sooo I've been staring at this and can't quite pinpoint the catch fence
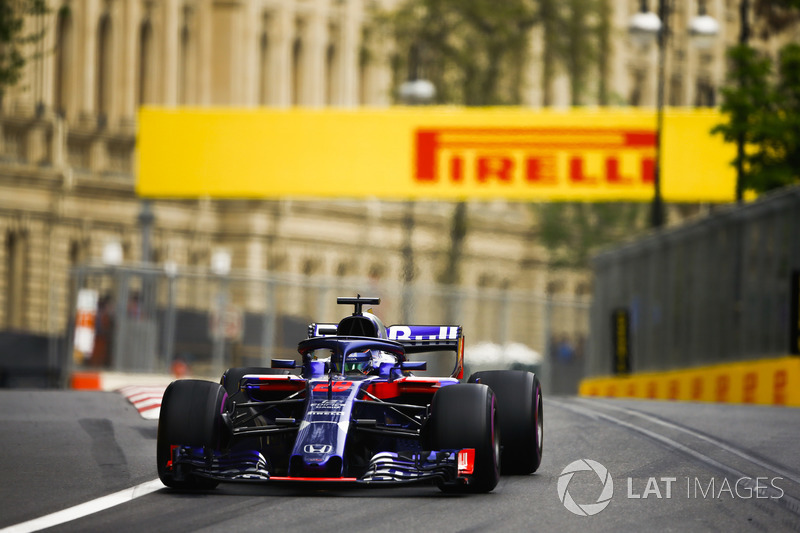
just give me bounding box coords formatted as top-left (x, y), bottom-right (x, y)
top-left (68, 266), bottom-right (590, 394)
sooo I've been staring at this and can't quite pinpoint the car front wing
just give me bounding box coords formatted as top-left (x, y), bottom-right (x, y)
top-left (166, 447), bottom-right (475, 487)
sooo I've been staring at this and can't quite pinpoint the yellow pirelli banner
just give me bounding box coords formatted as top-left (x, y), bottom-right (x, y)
top-left (579, 357), bottom-right (800, 407)
top-left (137, 107), bottom-right (736, 201)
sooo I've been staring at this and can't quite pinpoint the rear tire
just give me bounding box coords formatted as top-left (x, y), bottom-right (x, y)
top-left (430, 384), bottom-right (500, 493)
top-left (220, 366), bottom-right (289, 397)
top-left (468, 370), bottom-right (543, 474)
top-left (157, 380), bottom-right (228, 489)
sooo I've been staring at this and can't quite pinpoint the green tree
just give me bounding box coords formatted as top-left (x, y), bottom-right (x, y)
top-left (535, 202), bottom-right (649, 268)
top-left (382, 0), bottom-right (538, 106)
top-left (379, 0), bottom-right (607, 285)
top-left (438, 202), bottom-right (466, 285)
top-left (713, 0), bottom-right (800, 195)
top-left (543, 0), bottom-right (602, 106)
top-left (0, 0), bottom-right (48, 100)
top-left (753, 0), bottom-right (800, 38)
top-left (713, 43), bottom-right (800, 194)
top-left (380, 0), bottom-right (604, 107)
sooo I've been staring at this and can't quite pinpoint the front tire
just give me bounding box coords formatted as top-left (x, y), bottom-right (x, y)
top-left (430, 383), bottom-right (500, 493)
top-left (157, 379), bottom-right (228, 489)
top-left (468, 370), bottom-right (543, 474)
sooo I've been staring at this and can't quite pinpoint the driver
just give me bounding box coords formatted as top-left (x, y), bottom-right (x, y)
top-left (334, 349), bottom-right (395, 375)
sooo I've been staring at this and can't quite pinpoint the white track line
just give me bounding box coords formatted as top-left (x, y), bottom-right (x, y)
top-left (575, 397), bottom-right (800, 486)
top-left (550, 399), bottom-right (800, 517)
top-left (0, 479), bottom-right (164, 533)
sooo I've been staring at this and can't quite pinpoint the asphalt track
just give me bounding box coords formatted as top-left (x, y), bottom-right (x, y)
top-left (1, 390), bottom-right (800, 532)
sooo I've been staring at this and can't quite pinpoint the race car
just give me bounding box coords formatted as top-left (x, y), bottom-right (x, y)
top-left (156, 296), bottom-right (543, 493)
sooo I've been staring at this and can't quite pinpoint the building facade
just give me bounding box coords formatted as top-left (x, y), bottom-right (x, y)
top-left (2, 0), bottom-right (577, 343)
top-left (528, 0), bottom-right (800, 108)
top-left (0, 0), bottom-right (794, 356)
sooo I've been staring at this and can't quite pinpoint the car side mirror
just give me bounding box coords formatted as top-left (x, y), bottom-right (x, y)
top-left (271, 359), bottom-right (297, 369)
top-left (400, 361), bottom-right (426, 371)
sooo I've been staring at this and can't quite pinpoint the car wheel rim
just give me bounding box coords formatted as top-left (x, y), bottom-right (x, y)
top-left (492, 401), bottom-right (500, 473)
top-left (536, 391), bottom-right (543, 456)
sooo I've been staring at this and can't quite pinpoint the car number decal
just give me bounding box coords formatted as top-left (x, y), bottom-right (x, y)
top-left (312, 381), bottom-right (353, 392)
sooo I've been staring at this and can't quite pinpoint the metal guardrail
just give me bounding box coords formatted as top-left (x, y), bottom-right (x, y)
top-left (587, 185), bottom-right (800, 377)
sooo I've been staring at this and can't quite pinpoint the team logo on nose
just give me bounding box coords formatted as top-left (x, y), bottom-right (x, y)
top-left (304, 444), bottom-right (333, 454)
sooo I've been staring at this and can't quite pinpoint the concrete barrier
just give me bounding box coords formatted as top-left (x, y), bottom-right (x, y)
top-left (69, 371), bottom-right (212, 391)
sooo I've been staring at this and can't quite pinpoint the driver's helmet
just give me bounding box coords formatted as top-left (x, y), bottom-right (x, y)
top-left (334, 349), bottom-right (378, 375)
top-left (343, 359), bottom-right (372, 374)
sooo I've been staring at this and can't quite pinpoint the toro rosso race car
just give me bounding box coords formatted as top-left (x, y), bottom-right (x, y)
top-left (157, 296), bottom-right (543, 493)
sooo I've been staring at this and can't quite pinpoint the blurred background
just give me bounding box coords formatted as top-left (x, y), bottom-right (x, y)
top-left (0, 0), bottom-right (798, 396)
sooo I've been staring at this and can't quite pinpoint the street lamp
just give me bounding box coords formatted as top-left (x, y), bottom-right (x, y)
top-left (628, 0), bottom-right (719, 228)
top-left (628, 9), bottom-right (661, 47)
top-left (735, 0), bottom-right (750, 203)
top-left (398, 44), bottom-right (436, 105)
top-left (398, 43), bottom-right (435, 321)
top-left (211, 248), bottom-right (231, 374)
top-left (137, 200), bottom-right (154, 263)
top-left (689, 8), bottom-right (721, 50)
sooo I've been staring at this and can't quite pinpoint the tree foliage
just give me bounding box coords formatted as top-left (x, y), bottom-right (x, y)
top-left (381, 0), bottom-right (537, 106)
top-left (377, 0), bottom-right (614, 280)
top-left (379, 0), bottom-right (605, 106)
top-left (713, 43), bottom-right (800, 193)
top-left (0, 0), bottom-right (47, 98)
top-left (438, 202), bottom-right (467, 285)
top-left (541, 0), bottom-right (603, 106)
top-left (753, 0), bottom-right (800, 38)
top-left (535, 203), bottom-right (649, 268)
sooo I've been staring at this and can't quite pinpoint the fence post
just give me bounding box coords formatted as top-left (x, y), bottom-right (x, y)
top-left (112, 268), bottom-right (129, 372)
top-left (541, 293), bottom-right (553, 395)
top-left (162, 267), bottom-right (177, 371)
top-left (63, 266), bottom-right (86, 387)
top-left (211, 276), bottom-right (229, 375)
top-left (498, 288), bottom-right (510, 346)
top-left (260, 278), bottom-right (276, 367)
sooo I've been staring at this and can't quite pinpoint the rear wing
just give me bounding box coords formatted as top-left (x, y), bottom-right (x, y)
top-left (386, 325), bottom-right (462, 352)
top-left (389, 325), bottom-right (464, 380)
top-left (305, 323), bottom-right (464, 379)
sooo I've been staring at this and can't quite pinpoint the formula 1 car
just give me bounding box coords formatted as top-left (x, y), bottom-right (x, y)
top-left (157, 296), bottom-right (543, 493)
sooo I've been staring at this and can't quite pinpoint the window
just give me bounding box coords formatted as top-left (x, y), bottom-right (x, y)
top-left (178, 20), bottom-right (191, 105)
top-left (69, 239), bottom-right (87, 266)
top-left (629, 68), bottom-right (645, 107)
top-left (695, 78), bottom-right (716, 107)
top-left (136, 20), bottom-right (153, 107)
top-left (259, 31), bottom-right (269, 105)
top-left (336, 262), bottom-right (351, 277)
top-left (669, 74), bottom-right (682, 106)
top-left (96, 14), bottom-right (112, 122)
top-left (54, 7), bottom-right (72, 116)
top-left (291, 37), bottom-right (303, 106)
top-left (325, 43), bottom-right (337, 106)
top-left (302, 258), bottom-right (320, 318)
top-left (358, 47), bottom-right (369, 105)
top-left (5, 232), bottom-right (27, 330)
